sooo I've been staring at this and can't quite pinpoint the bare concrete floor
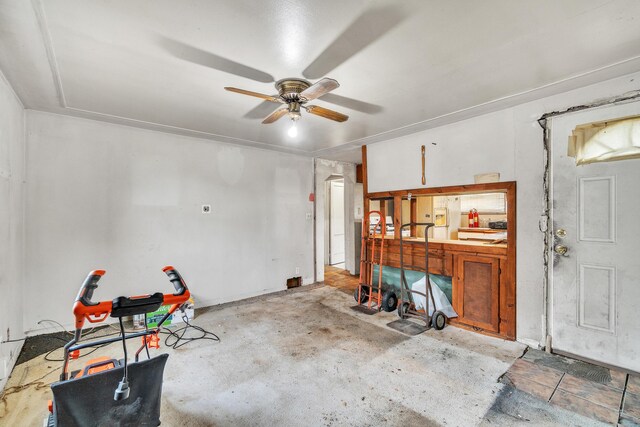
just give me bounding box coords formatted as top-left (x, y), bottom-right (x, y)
top-left (0, 285), bottom-right (606, 426)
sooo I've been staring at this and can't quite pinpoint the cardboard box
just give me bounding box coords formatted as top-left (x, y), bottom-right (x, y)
top-left (143, 297), bottom-right (195, 328)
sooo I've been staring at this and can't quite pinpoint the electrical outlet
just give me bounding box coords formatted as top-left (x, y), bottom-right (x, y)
top-left (305, 212), bottom-right (312, 220)
top-left (202, 204), bottom-right (211, 214)
top-left (295, 267), bottom-right (300, 275)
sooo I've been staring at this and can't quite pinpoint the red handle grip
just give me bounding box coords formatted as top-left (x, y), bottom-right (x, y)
top-left (73, 270), bottom-right (112, 329)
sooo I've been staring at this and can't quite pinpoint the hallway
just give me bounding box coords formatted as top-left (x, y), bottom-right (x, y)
top-left (323, 265), bottom-right (359, 295)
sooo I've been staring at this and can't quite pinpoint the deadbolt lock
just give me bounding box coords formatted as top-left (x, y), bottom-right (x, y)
top-left (555, 228), bottom-right (567, 238)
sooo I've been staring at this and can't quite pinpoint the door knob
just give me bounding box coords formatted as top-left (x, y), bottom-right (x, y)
top-left (555, 228), bottom-right (567, 238)
top-left (554, 244), bottom-right (569, 256)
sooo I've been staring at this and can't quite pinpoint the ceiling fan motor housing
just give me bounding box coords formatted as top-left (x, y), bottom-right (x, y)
top-left (276, 78), bottom-right (311, 102)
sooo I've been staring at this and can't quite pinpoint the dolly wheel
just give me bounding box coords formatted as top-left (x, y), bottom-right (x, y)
top-left (432, 310), bottom-right (447, 330)
top-left (354, 287), bottom-right (369, 304)
top-left (397, 302), bottom-right (410, 319)
top-left (382, 290), bottom-right (398, 312)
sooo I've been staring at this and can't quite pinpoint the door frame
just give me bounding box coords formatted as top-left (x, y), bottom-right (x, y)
top-left (313, 159), bottom-right (358, 282)
top-left (326, 177), bottom-right (346, 266)
top-left (538, 91), bottom-right (640, 355)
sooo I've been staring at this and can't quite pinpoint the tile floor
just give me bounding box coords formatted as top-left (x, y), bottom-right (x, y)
top-left (502, 348), bottom-right (640, 425)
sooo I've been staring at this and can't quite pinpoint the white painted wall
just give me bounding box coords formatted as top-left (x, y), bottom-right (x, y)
top-left (315, 159), bottom-right (356, 279)
top-left (366, 71), bottom-right (640, 346)
top-left (0, 71), bottom-right (25, 389)
top-left (24, 111), bottom-right (315, 333)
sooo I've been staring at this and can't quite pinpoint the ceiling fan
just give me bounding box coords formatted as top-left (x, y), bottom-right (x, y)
top-left (160, 5), bottom-right (406, 136)
top-left (225, 78), bottom-right (348, 136)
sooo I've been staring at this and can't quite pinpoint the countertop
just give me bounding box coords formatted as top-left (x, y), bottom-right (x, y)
top-left (458, 227), bottom-right (507, 233)
top-left (402, 237), bottom-right (507, 248)
top-left (370, 235), bottom-right (508, 248)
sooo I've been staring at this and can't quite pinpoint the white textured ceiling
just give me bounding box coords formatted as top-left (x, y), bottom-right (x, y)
top-left (1, 0), bottom-right (640, 161)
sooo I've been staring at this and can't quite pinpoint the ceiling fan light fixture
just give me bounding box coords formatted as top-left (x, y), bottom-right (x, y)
top-left (287, 118), bottom-right (298, 138)
top-left (226, 77), bottom-right (349, 125)
top-left (288, 101), bottom-right (301, 119)
top-left (288, 110), bottom-right (301, 120)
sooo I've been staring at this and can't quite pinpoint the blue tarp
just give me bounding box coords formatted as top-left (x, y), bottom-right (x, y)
top-left (371, 265), bottom-right (453, 303)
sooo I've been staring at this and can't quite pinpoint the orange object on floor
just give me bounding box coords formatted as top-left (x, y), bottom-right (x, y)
top-left (355, 211), bottom-right (385, 311)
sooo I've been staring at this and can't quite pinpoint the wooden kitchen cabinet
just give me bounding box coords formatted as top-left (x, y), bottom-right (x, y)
top-left (366, 238), bottom-right (452, 276)
top-left (453, 254), bottom-right (500, 333)
top-left (367, 237), bottom-right (512, 339)
top-left (364, 181), bottom-right (516, 340)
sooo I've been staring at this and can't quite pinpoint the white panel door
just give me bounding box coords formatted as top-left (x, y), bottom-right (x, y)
top-left (551, 102), bottom-right (640, 372)
top-left (330, 180), bottom-right (345, 265)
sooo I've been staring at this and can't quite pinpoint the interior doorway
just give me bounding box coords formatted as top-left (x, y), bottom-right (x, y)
top-left (325, 177), bottom-right (346, 269)
top-left (549, 101), bottom-right (640, 372)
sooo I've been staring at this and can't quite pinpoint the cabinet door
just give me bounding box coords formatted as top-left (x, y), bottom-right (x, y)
top-left (455, 254), bottom-right (500, 332)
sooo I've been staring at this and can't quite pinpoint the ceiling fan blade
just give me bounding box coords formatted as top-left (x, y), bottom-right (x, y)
top-left (300, 78), bottom-right (339, 101)
top-left (244, 100), bottom-right (284, 119)
top-left (304, 105), bottom-right (349, 122)
top-left (262, 108), bottom-right (289, 124)
top-left (320, 93), bottom-right (383, 114)
top-left (225, 87), bottom-right (283, 103)
top-left (302, 6), bottom-right (407, 79)
top-left (159, 37), bottom-right (275, 83)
